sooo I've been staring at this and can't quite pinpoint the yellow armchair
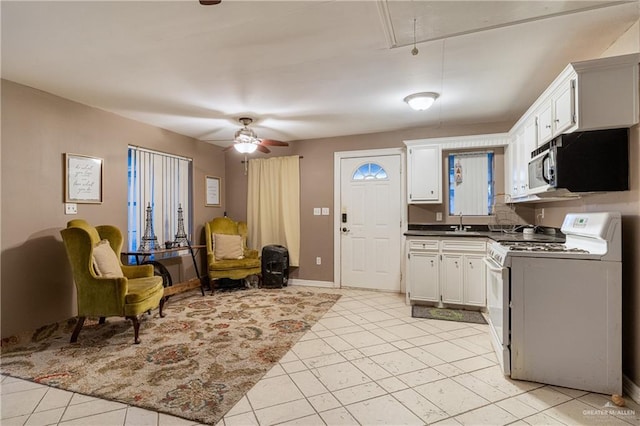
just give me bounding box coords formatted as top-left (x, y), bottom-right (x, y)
top-left (205, 217), bottom-right (261, 290)
top-left (60, 219), bottom-right (165, 344)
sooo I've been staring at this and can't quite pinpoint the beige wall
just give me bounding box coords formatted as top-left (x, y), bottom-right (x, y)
top-left (225, 121), bottom-right (516, 282)
top-left (1, 80), bottom-right (226, 337)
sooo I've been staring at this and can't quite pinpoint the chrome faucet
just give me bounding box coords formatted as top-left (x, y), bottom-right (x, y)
top-left (450, 212), bottom-right (465, 232)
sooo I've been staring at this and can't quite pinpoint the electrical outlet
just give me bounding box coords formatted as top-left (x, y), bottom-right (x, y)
top-left (436, 212), bottom-right (443, 221)
top-left (540, 208), bottom-right (545, 219)
top-left (321, 207), bottom-right (330, 216)
top-left (313, 208), bottom-right (321, 216)
top-left (316, 257), bottom-right (321, 265)
top-left (65, 203), bottom-right (78, 215)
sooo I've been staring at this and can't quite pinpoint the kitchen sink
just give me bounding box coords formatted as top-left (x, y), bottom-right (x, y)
top-left (445, 231), bottom-right (483, 235)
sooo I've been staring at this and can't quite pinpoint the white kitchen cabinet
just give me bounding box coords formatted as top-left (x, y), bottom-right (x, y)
top-left (407, 239), bottom-right (440, 302)
top-left (407, 237), bottom-right (486, 308)
top-left (506, 118), bottom-right (536, 199)
top-left (552, 78), bottom-right (575, 136)
top-left (463, 255), bottom-right (486, 306)
top-left (441, 254), bottom-right (463, 304)
top-left (524, 54), bottom-right (639, 148)
top-left (536, 76), bottom-right (576, 145)
top-left (408, 252), bottom-right (440, 302)
top-left (406, 144), bottom-right (442, 203)
top-left (442, 239), bottom-right (487, 307)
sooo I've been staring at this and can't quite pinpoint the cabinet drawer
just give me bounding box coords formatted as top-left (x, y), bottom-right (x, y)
top-left (441, 239), bottom-right (486, 252)
top-left (408, 240), bottom-right (439, 251)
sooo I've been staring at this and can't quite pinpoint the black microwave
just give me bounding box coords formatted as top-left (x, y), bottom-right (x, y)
top-left (528, 128), bottom-right (629, 197)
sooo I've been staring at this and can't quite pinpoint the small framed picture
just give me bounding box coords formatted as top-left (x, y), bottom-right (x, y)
top-left (65, 153), bottom-right (103, 203)
top-left (205, 175), bottom-right (221, 206)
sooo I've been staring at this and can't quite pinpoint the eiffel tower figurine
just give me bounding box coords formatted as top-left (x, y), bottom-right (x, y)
top-left (139, 202), bottom-right (158, 251)
top-left (174, 204), bottom-right (189, 247)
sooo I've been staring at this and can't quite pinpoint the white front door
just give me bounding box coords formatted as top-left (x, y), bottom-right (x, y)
top-left (339, 154), bottom-right (402, 291)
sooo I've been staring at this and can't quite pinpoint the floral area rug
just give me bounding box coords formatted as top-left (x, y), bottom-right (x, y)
top-left (1, 286), bottom-right (341, 425)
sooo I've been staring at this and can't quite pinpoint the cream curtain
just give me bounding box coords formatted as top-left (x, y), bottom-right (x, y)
top-left (247, 156), bottom-right (300, 266)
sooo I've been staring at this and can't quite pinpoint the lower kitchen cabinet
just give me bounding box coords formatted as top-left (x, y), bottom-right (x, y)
top-left (407, 251), bottom-right (439, 302)
top-left (441, 254), bottom-right (463, 304)
top-left (406, 239), bottom-right (440, 302)
top-left (407, 238), bottom-right (487, 307)
top-left (463, 254), bottom-right (486, 306)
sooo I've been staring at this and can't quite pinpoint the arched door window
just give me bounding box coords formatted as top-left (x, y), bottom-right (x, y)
top-left (352, 162), bottom-right (388, 181)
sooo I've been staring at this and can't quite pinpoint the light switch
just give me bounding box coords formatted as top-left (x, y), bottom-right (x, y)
top-left (313, 208), bottom-right (321, 216)
top-left (321, 207), bottom-right (330, 216)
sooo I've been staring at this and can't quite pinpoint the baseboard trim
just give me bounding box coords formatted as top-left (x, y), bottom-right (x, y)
top-left (623, 374), bottom-right (640, 404)
top-left (288, 279), bottom-right (337, 289)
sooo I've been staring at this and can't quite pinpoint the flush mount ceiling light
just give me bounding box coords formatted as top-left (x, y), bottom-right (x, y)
top-left (404, 92), bottom-right (439, 111)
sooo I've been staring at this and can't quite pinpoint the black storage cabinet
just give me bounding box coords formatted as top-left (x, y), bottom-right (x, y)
top-left (261, 245), bottom-right (289, 288)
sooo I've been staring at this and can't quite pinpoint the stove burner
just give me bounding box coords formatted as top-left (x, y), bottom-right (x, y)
top-left (500, 241), bottom-right (589, 254)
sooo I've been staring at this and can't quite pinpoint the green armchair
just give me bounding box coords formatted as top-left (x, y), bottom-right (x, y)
top-left (60, 219), bottom-right (165, 344)
top-left (205, 217), bottom-right (261, 291)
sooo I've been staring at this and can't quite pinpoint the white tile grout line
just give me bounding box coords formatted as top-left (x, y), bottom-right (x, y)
top-left (221, 300), bottom-right (601, 426)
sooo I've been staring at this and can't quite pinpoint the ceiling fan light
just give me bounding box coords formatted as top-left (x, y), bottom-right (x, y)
top-left (404, 92), bottom-right (439, 111)
top-left (234, 142), bottom-right (258, 154)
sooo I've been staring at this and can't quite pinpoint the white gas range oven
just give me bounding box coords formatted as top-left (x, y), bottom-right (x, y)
top-left (484, 212), bottom-right (622, 395)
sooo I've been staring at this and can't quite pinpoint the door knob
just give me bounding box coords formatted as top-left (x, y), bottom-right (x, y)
top-left (342, 227), bottom-right (350, 233)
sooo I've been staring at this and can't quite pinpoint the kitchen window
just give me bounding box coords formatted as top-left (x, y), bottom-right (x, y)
top-left (448, 151), bottom-right (494, 216)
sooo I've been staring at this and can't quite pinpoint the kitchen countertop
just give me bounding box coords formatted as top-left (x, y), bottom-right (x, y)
top-left (405, 225), bottom-right (566, 243)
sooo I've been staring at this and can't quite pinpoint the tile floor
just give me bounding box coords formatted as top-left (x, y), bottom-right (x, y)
top-left (2, 287), bottom-right (639, 425)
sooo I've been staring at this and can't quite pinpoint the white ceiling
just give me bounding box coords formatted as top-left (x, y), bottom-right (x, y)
top-left (2, 1), bottom-right (638, 147)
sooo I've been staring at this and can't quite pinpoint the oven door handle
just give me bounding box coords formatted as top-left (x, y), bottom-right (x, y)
top-left (483, 257), bottom-right (504, 272)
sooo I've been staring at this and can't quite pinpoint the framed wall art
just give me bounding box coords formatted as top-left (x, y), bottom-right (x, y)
top-left (205, 175), bottom-right (221, 206)
top-left (65, 153), bottom-right (103, 203)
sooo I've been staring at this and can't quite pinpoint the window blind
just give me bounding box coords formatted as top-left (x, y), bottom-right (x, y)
top-left (127, 146), bottom-right (192, 251)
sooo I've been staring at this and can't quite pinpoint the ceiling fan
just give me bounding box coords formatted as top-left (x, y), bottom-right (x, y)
top-left (225, 117), bottom-right (289, 154)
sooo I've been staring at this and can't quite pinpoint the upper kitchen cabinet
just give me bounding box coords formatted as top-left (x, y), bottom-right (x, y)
top-left (536, 76), bottom-right (575, 144)
top-left (527, 53), bottom-right (639, 147)
top-left (506, 118), bottom-right (537, 200)
top-left (405, 134), bottom-right (510, 205)
top-left (406, 144), bottom-right (442, 203)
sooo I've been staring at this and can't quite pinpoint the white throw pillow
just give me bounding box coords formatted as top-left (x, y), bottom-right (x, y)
top-left (213, 234), bottom-right (244, 260)
top-left (92, 239), bottom-right (124, 278)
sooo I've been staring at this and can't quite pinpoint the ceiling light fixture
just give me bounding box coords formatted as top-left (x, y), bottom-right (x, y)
top-left (233, 119), bottom-right (259, 153)
top-left (233, 140), bottom-right (258, 154)
top-left (404, 92), bottom-right (439, 111)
